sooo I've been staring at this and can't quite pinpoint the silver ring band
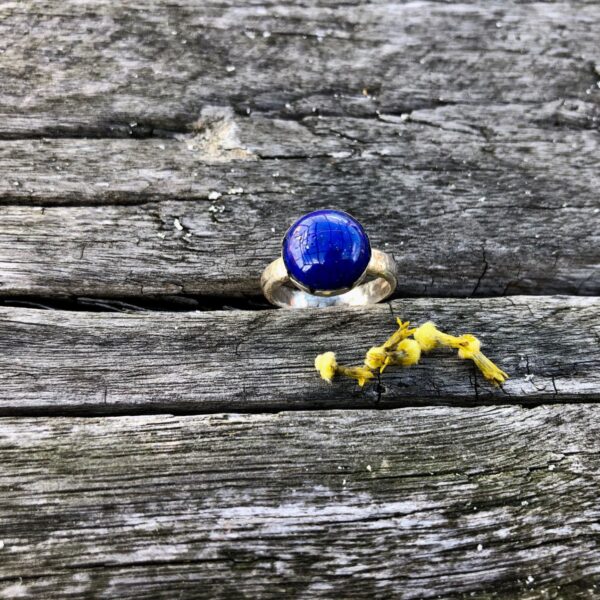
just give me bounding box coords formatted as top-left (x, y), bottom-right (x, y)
top-left (261, 249), bottom-right (398, 308)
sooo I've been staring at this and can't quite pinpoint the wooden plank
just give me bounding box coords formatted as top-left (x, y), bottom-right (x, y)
top-left (0, 405), bottom-right (599, 598)
top-left (1, 1), bottom-right (599, 136)
top-left (1, 110), bottom-right (598, 297)
top-left (0, 296), bottom-right (597, 414)
top-left (3, 105), bottom-right (599, 206)
top-left (2, 0), bottom-right (598, 299)
top-left (14, 106), bottom-right (600, 205)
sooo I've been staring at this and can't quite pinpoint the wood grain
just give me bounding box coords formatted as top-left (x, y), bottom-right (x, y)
top-left (1, 2), bottom-right (598, 299)
top-left (0, 296), bottom-right (597, 415)
top-left (0, 405), bottom-right (599, 598)
top-left (1, 111), bottom-right (599, 297)
top-left (1, 1), bottom-right (599, 136)
top-left (1, 2), bottom-right (599, 596)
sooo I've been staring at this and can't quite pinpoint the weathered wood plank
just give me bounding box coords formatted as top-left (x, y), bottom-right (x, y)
top-left (14, 106), bottom-right (600, 204)
top-left (1, 109), bottom-right (598, 297)
top-left (1, 2), bottom-right (598, 298)
top-left (2, 5), bottom-right (597, 599)
top-left (1, 1), bottom-right (599, 136)
top-left (0, 296), bottom-right (597, 414)
top-left (0, 405), bottom-right (599, 598)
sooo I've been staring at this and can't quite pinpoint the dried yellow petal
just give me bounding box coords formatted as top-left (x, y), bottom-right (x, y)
top-left (364, 345), bottom-right (387, 370)
top-left (315, 352), bottom-right (375, 387)
top-left (379, 339), bottom-right (422, 371)
top-left (338, 365), bottom-right (376, 387)
top-left (456, 335), bottom-right (508, 385)
top-left (314, 351), bottom-right (338, 383)
top-left (383, 318), bottom-right (416, 350)
top-left (413, 321), bottom-right (440, 351)
top-left (396, 338), bottom-right (421, 366)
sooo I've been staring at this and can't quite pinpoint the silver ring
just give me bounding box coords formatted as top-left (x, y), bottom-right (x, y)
top-left (261, 209), bottom-right (398, 308)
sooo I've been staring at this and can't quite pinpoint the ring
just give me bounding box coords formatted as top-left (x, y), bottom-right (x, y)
top-left (261, 209), bottom-right (398, 308)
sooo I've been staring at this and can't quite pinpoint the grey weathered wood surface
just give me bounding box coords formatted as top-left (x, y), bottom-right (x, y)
top-left (0, 113), bottom-right (598, 298)
top-left (2, 1), bottom-right (600, 597)
top-left (0, 296), bottom-right (598, 414)
top-left (1, 1), bottom-right (599, 135)
top-left (0, 2), bottom-right (599, 299)
top-left (0, 406), bottom-right (599, 599)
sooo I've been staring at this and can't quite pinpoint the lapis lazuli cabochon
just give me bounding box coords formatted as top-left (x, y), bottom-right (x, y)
top-left (282, 209), bottom-right (371, 292)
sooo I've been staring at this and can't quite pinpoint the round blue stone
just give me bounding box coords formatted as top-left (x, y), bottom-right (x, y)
top-left (282, 209), bottom-right (371, 293)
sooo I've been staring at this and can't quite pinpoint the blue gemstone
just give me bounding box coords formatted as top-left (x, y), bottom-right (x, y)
top-left (282, 209), bottom-right (371, 293)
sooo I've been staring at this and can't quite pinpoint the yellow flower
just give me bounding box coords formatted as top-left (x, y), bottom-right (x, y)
top-left (413, 323), bottom-right (508, 386)
top-left (383, 318), bottom-right (416, 350)
top-left (413, 321), bottom-right (438, 351)
top-left (315, 352), bottom-right (375, 387)
top-left (364, 345), bottom-right (387, 370)
top-left (456, 335), bottom-right (508, 386)
top-left (365, 319), bottom-right (419, 372)
top-left (338, 365), bottom-right (375, 387)
top-left (315, 317), bottom-right (507, 388)
top-left (378, 338), bottom-right (422, 371)
top-left (314, 352), bottom-right (337, 383)
top-left (396, 338), bottom-right (421, 366)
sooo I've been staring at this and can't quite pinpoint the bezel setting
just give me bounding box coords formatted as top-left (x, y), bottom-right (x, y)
top-left (281, 209), bottom-right (372, 296)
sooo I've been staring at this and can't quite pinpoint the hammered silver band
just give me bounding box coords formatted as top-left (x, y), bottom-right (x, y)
top-left (261, 249), bottom-right (398, 308)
